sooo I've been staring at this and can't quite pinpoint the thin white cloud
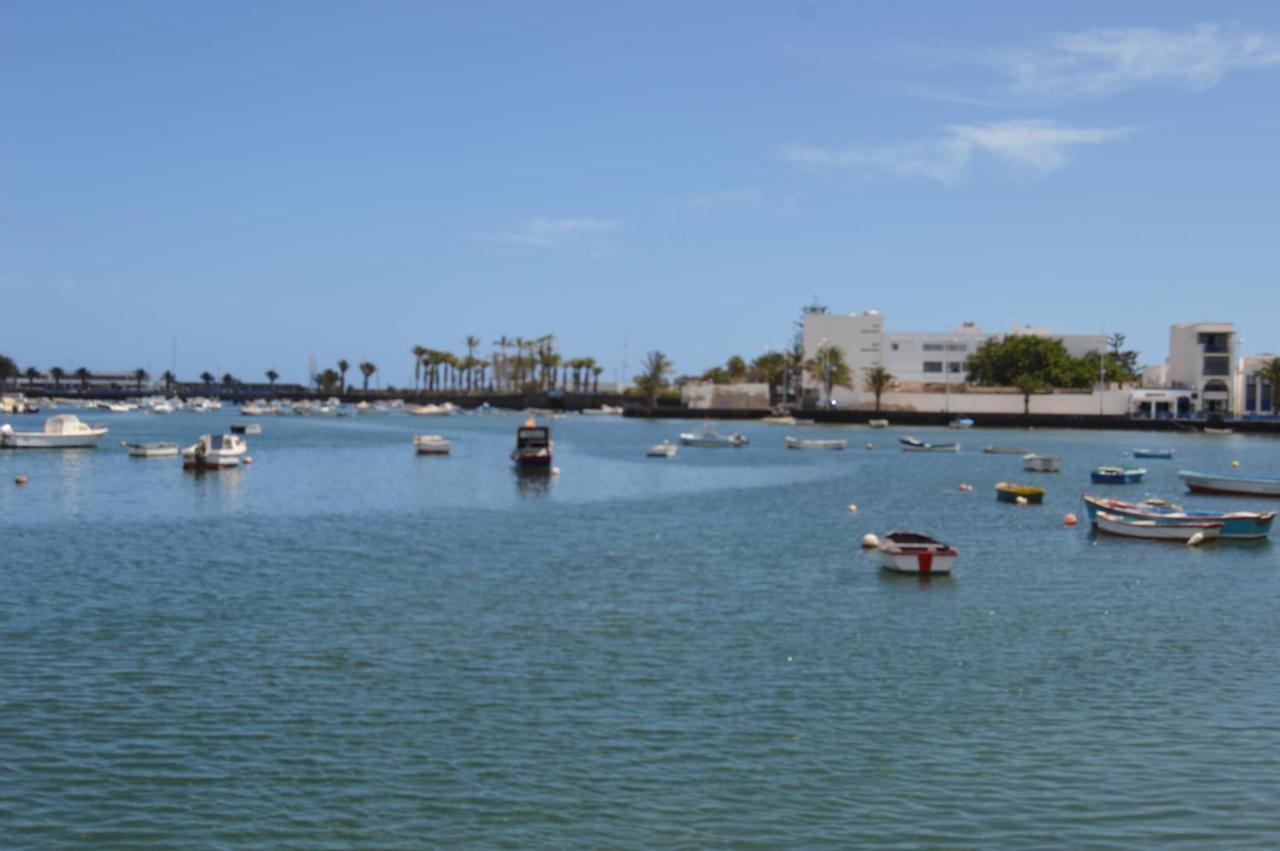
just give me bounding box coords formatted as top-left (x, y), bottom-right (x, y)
top-left (679, 188), bottom-right (762, 210)
top-left (783, 119), bottom-right (1134, 185)
top-left (472, 217), bottom-right (620, 248)
top-left (999, 24), bottom-right (1280, 99)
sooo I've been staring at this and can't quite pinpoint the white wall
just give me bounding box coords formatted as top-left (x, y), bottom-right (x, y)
top-left (682, 381), bottom-right (770, 410)
top-left (867, 389), bottom-right (1132, 416)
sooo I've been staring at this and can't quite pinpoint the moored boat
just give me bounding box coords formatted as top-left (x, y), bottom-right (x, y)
top-left (868, 418), bottom-right (889, 428)
top-left (126, 442), bottom-right (179, 458)
top-left (995, 482), bottom-right (1045, 504)
top-left (182, 434), bottom-right (248, 469)
top-left (1081, 493), bottom-right (1275, 540)
top-left (580, 404), bottom-right (623, 416)
top-left (949, 417), bottom-right (974, 429)
top-left (230, 423), bottom-right (262, 435)
top-left (1133, 448), bottom-right (1174, 459)
top-left (1178, 470), bottom-right (1280, 498)
top-left (1094, 510), bottom-right (1221, 543)
top-left (1091, 466), bottom-right (1145, 484)
top-left (900, 436), bottom-right (959, 453)
top-left (512, 417), bottom-right (552, 468)
top-left (878, 531), bottom-right (958, 575)
top-left (984, 445), bottom-right (1029, 455)
top-left (1, 415), bottom-right (108, 449)
top-left (680, 424), bottom-right (748, 447)
top-left (1022, 453), bottom-right (1061, 473)
top-left (784, 435), bottom-right (847, 450)
top-left (413, 434), bottom-right (452, 455)
top-left (645, 440), bottom-right (677, 458)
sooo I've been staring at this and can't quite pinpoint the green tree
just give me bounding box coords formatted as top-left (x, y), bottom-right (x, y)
top-left (700, 366), bottom-right (731, 385)
top-left (750, 352), bottom-right (788, 406)
top-left (412, 345), bottom-right (427, 393)
top-left (1013, 373), bottom-right (1045, 416)
top-left (725, 355), bottom-right (748, 383)
top-left (634, 351), bottom-right (672, 410)
top-left (965, 335), bottom-right (1083, 389)
top-left (863, 365), bottom-right (896, 412)
top-left (133, 368), bottom-right (149, 391)
top-left (265, 369), bottom-right (279, 391)
top-left (200, 371), bottom-right (215, 386)
top-left (1259, 357), bottom-right (1280, 415)
top-left (220, 373), bottom-right (236, 387)
top-left (25, 366), bottom-right (40, 388)
top-left (591, 365), bottom-right (603, 395)
top-left (806, 343), bottom-right (853, 404)
top-left (359, 361), bottom-right (377, 392)
top-left (337, 359), bottom-right (350, 395)
top-left (316, 368), bottom-right (340, 394)
top-left (0, 354), bottom-right (16, 391)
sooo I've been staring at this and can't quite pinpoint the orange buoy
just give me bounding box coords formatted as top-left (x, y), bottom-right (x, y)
top-left (1064, 513), bottom-right (1078, 526)
top-left (15, 474), bottom-right (28, 485)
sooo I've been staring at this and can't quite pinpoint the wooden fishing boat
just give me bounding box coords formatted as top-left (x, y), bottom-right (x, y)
top-left (900, 436), bottom-right (959, 453)
top-left (784, 435), bottom-right (847, 450)
top-left (126, 442), bottom-right (179, 458)
top-left (1133, 448), bottom-right (1173, 459)
top-left (1094, 511), bottom-right (1221, 543)
top-left (1022, 454), bottom-right (1061, 473)
top-left (413, 434), bottom-right (452, 455)
top-left (1178, 470), bottom-right (1280, 498)
top-left (878, 531), bottom-right (957, 575)
top-left (1081, 493), bottom-right (1275, 540)
top-left (680, 424), bottom-right (748, 447)
top-left (511, 418), bottom-right (552, 467)
top-left (1091, 466), bottom-right (1145, 484)
top-left (995, 482), bottom-right (1045, 504)
top-left (984, 445), bottom-right (1029, 455)
top-left (645, 440), bottom-right (677, 458)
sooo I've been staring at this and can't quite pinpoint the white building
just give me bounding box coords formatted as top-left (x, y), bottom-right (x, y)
top-left (1239, 353), bottom-right (1277, 416)
top-left (1166, 322), bottom-right (1236, 415)
top-left (801, 309), bottom-right (884, 406)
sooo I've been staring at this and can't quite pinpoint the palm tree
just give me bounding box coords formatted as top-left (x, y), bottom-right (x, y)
top-left (805, 343), bottom-right (853, 405)
top-left (750, 352), bottom-right (788, 406)
top-left (50, 366), bottom-right (65, 390)
top-left (220, 373), bottom-right (235, 387)
top-left (359, 361), bottom-right (377, 392)
top-left (634, 351), bottom-right (672, 410)
top-left (464, 335), bottom-right (480, 391)
top-left (412, 345), bottom-right (427, 393)
top-left (725, 355), bottom-right (748, 383)
top-left (0, 354), bottom-right (16, 391)
top-left (334, 359), bottom-right (348, 395)
top-left (133, 368), bottom-right (149, 392)
top-left (592, 365), bottom-right (603, 395)
top-left (316, 368), bottom-right (340, 394)
top-left (1258, 357), bottom-right (1280, 415)
top-left (200, 371), bottom-right (215, 387)
top-left (25, 366), bottom-right (40, 388)
top-left (784, 342), bottom-right (806, 406)
top-left (1014, 373), bottom-right (1044, 416)
top-left (74, 367), bottom-right (92, 392)
top-left (265, 369), bottom-right (279, 392)
top-left (162, 370), bottom-right (175, 394)
top-left (863, 365), bottom-right (895, 412)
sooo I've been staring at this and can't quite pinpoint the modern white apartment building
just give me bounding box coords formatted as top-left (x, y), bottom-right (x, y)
top-left (801, 309), bottom-right (884, 406)
top-left (1239, 353), bottom-right (1277, 416)
top-left (1167, 322), bottom-right (1236, 414)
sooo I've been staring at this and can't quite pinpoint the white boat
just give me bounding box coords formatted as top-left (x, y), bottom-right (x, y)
top-left (1203, 427), bottom-right (1233, 435)
top-left (406, 402), bottom-right (457, 416)
top-left (581, 404), bottom-right (624, 416)
top-left (1133, 448), bottom-right (1174, 459)
top-left (146, 400), bottom-right (176, 414)
top-left (1094, 511), bottom-right (1221, 543)
top-left (761, 415), bottom-right (798, 425)
top-left (1, 415), bottom-right (109, 449)
top-left (1178, 470), bottom-right (1280, 497)
top-left (646, 440), bottom-right (678, 458)
top-left (1022, 453), bottom-right (1061, 472)
top-left (784, 435), bottom-right (847, 450)
top-left (900, 436), bottom-right (959, 453)
top-left (126, 442), bottom-right (179, 458)
top-left (230, 423), bottom-right (262, 435)
top-left (98, 402), bottom-right (136, 413)
top-left (182, 434), bottom-right (248, 469)
top-left (868, 419), bottom-right (889, 428)
top-left (878, 531), bottom-right (958, 575)
top-left (949, 417), bottom-right (974, 429)
top-left (679, 424), bottom-right (748, 447)
top-left (413, 434), bottom-right (452, 455)
top-left (239, 404), bottom-right (264, 416)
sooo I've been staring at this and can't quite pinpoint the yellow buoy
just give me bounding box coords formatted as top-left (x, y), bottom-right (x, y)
top-left (1064, 513), bottom-right (1078, 526)
top-left (861, 533), bottom-right (879, 548)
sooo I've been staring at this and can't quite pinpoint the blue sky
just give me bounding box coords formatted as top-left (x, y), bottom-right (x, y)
top-left (3, 1), bottom-right (1279, 387)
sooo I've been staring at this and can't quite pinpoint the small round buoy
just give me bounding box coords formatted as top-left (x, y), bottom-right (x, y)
top-left (959, 483), bottom-right (973, 492)
top-left (1015, 495), bottom-right (1028, 506)
top-left (1232, 460), bottom-right (1240, 468)
top-left (847, 504), bottom-right (858, 513)
top-left (15, 474), bottom-right (28, 486)
top-left (551, 466), bottom-right (561, 476)
top-left (865, 442), bottom-right (873, 450)
top-left (1064, 512), bottom-right (1078, 526)
top-left (1187, 531), bottom-right (1205, 547)
top-left (861, 533), bottom-right (879, 548)
top-left (241, 456), bottom-right (253, 465)
top-left (118, 439), bottom-right (127, 447)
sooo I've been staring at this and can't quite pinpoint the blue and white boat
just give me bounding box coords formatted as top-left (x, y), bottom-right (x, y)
top-left (1082, 494), bottom-right (1275, 540)
top-left (1091, 466), bottom-right (1145, 484)
top-left (1133, 449), bottom-right (1174, 459)
top-left (1179, 470), bottom-right (1280, 498)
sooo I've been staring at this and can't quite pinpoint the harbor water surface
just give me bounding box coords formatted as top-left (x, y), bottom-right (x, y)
top-left (3, 412), bottom-right (1279, 848)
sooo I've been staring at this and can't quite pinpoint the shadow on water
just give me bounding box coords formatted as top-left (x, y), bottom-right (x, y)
top-left (514, 468), bottom-right (553, 499)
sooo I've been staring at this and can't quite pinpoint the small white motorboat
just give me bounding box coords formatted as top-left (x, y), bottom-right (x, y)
top-left (784, 435), bottom-right (847, 450)
top-left (581, 404), bottom-right (624, 416)
top-left (1094, 511), bottom-right (1221, 543)
top-left (1133, 448), bottom-right (1174, 459)
top-left (182, 434), bottom-right (248, 469)
top-left (1, 415), bottom-right (109, 449)
top-left (413, 434), bottom-right (452, 455)
top-left (646, 440), bottom-right (678, 458)
top-left (239, 404), bottom-right (264, 416)
top-left (679, 424), bottom-right (748, 447)
top-left (406, 402), bottom-right (457, 416)
top-left (878, 531), bottom-right (958, 575)
top-left (900, 436), bottom-right (959, 453)
top-left (868, 419), bottom-right (889, 428)
top-left (949, 417), bottom-right (974, 429)
top-left (126, 442), bottom-right (180, 458)
top-left (1022, 453), bottom-right (1061, 473)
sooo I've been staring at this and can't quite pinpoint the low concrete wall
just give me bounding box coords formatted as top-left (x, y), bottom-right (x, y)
top-left (871, 389), bottom-right (1131, 416)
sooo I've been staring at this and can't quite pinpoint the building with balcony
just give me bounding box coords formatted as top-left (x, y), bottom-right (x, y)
top-left (1167, 322), bottom-right (1236, 414)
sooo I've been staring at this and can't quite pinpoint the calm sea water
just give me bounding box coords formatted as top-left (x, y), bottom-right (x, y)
top-left (3, 410), bottom-right (1279, 848)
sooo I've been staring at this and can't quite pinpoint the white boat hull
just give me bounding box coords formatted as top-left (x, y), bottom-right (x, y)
top-left (1179, 471), bottom-right (1280, 497)
top-left (2, 431), bottom-right (107, 448)
top-left (127, 443), bottom-right (179, 457)
top-left (1095, 512), bottom-right (1222, 541)
top-left (784, 436), bottom-right (847, 450)
top-left (646, 442), bottom-right (677, 457)
top-left (879, 550), bottom-right (956, 574)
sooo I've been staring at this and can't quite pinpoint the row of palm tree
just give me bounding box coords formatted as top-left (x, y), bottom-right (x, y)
top-left (311, 361), bottom-right (379, 394)
top-left (410, 335), bottom-right (605, 395)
